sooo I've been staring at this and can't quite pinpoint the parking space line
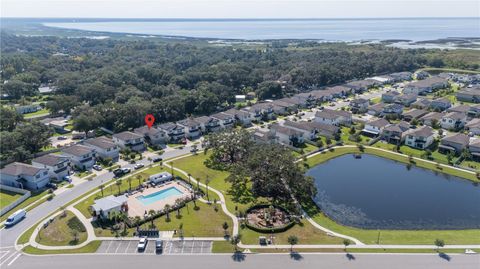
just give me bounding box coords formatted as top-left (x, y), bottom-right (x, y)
top-left (105, 241), bottom-right (113, 253)
top-left (190, 240), bottom-right (194, 253)
top-left (114, 241), bottom-right (123, 253)
top-left (124, 241), bottom-right (131, 253)
top-left (168, 240), bottom-right (173, 254)
top-left (200, 241), bottom-right (204, 253)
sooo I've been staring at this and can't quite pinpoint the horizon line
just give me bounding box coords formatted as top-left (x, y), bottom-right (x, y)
top-left (1, 16), bottom-right (479, 20)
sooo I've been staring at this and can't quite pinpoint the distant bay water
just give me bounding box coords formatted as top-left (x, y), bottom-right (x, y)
top-left (44, 18), bottom-right (480, 41)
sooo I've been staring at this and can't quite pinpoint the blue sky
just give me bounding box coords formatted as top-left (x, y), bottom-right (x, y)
top-left (1, 0), bottom-right (478, 18)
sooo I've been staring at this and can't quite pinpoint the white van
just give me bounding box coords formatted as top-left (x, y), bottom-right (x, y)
top-left (5, 209), bottom-right (26, 227)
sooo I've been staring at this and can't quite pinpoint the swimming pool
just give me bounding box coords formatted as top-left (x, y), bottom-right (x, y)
top-left (137, 187), bottom-right (184, 206)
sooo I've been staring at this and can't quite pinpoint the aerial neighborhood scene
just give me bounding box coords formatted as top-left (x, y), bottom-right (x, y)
top-left (0, 1), bottom-right (479, 269)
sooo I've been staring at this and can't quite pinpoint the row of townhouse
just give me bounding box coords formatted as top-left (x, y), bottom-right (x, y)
top-left (403, 76), bottom-right (449, 95)
top-left (456, 86), bottom-right (480, 103)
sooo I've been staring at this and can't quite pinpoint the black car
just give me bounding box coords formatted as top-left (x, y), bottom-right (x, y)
top-left (46, 182), bottom-right (57, 190)
top-left (155, 240), bottom-right (163, 253)
top-left (152, 157), bottom-right (163, 163)
top-left (113, 168), bottom-right (124, 177)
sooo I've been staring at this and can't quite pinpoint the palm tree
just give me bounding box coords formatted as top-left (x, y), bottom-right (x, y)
top-left (187, 173), bottom-right (192, 185)
top-left (98, 184), bottom-right (104, 196)
top-left (136, 175), bottom-right (143, 187)
top-left (127, 177), bottom-right (132, 191)
top-left (148, 209), bottom-right (156, 227)
top-left (164, 204), bottom-right (171, 222)
top-left (170, 161), bottom-right (174, 176)
top-left (175, 198), bottom-right (182, 218)
top-left (205, 176), bottom-right (211, 201)
top-left (287, 235), bottom-right (298, 252)
top-left (230, 234), bottom-right (242, 252)
top-left (343, 239), bottom-right (351, 251)
top-left (115, 180), bottom-right (122, 195)
top-left (222, 222), bottom-right (229, 237)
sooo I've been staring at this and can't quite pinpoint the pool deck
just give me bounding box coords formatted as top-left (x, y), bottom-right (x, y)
top-left (127, 181), bottom-right (192, 218)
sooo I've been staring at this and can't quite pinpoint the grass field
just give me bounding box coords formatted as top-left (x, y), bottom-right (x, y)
top-left (36, 210), bottom-right (88, 246)
top-left (0, 190), bottom-right (22, 210)
top-left (23, 241), bottom-right (101, 255)
top-left (0, 190), bottom-right (50, 223)
top-left (240, 220), bottom-right (343, 245)
top-left (23, 108), bottom-right (50, 118)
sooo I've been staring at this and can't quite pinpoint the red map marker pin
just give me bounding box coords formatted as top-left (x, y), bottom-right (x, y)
top-left (145, 114), bottom-right (155, 129)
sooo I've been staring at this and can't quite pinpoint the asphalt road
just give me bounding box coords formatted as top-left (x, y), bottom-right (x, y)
top-left (7, 253), bottom-right (480, 269)
top-left (0, 145), bottom-right (194, 247)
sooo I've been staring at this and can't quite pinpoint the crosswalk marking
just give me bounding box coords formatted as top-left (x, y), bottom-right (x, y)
top-left (7, 253), bottom-right (21, 266)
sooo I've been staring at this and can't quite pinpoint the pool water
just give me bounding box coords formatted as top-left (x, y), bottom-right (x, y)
top-left (137, 187), bottom-right (184, 206)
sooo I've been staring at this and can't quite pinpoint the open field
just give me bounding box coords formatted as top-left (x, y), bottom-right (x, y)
top-left (23, 108), bottom-right (50, 118)
top-left (36, 210), bottom-right (87, 246)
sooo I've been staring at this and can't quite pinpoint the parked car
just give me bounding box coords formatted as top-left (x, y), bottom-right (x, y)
top-left (113, 168), bottom-right (124, 177)
top-left (64, 175), bottom-right (72, 182)
top-left (137, 237), bottom-right (148, 252)
top-left (5, 209), bottom-right (26, 227)
top-left (155, 240), bottom-right (163, 254)
top-left (57, 136), bottom-right (68, 140)
top-left (152, 157), bottom-right (163, 163)
top-left (93, 165), bottom-right (102, 171)
top-left (46, 182), bottom-right (57, 190)
top-left (121, 167), bottom-right (131, 174)
top-left (134, 163), bottom-right (144, 170)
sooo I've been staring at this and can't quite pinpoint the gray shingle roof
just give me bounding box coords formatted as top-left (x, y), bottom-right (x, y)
top-left (84, 136), bottom-right (116, 150)
top-left (62, 144), bottom-right (94, 157)
top-left (1, 162), bottom-right (44, 176)
top-left (113, 131), bottom-right (143, 141)
top-left (441, 133), bottom-right (470, 147)
top-left (32, 154), bottom-right (68, 167)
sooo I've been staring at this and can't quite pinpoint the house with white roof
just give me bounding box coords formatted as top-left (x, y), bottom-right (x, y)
top-left (91, 195), bottom-right (128, 218)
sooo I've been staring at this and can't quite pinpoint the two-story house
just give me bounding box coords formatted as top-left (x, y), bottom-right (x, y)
top-left (177, 118), bottom-right (202, 139)
top-left (32, 154), bottom-right (71, 181)
top-left (158, 123), bottom-right (185, 142)
top-left (112, 131), bottom-right (146, 152)
top-left (61, 144), bottom-right (96, 170)
top-left (403, 77), bottom-right (448, 95)
top-left (402, 109), bottom-right (428, 122)
top-left (270, 124), bottom-right (304, 146)
top-left (440, 112), bottom-right (467, 131)
top-left (367, 103), bottom-right (385, 116)
top-left (223, 108), bottom-right (252, 126)
top-left (382, 103), bottom-right (404, 117)
top-left (381, 91), bottom-right (400, 103)
top-left (194, 116), bottom-right (221, 133)
top-left (84, 136), bottom-right (120, 162)
top-left (362, 118), bottom-right (390, 137)
top-left (404, 126), bottom-right (435, 149)
top-left (469, 139), bottom-right (480, 161)
top-left (456, 87), bottom-right (480, 103)
top-left (211, 112), bottom-right (235, 129)
top-left (0, 162), bottom-right (50, 190)
top-left (349, 98), bottom-right (370, 114)
top-left (395, 93), bottom-right (417, 106)
top-left (381, 121), bottom-right (410, 144)
top-left (419, 112), bottom-right (444, 127)
top-left (315, 109), bottom-right (352, 126)
top-left (439, 133), bottom-right (470, 154)
top-left (465, 118), bottom-right (480, 135)
top-left (134, 126), bottom-right (168, 146)
top-left (430, 98), bottom-right (452, 111)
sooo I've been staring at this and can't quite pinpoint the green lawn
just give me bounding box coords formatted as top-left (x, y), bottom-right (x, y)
top-left (94, 200), bottom-right (232, 238)
top-left (36, 210), bottom-right (88, 246)
top-left (241, 220), bottom-right (343, 245)
top-left (23, 241), bottom-right (101, 255)
top-left (0, 190), bottom-right (50, 223)
top-left (211, 240), bottom-right (241, 253)
top-left (460, 160), bottom-right (479, 170)
top-left (23, 108), bottom-right (50, 118)
top-left (0, 190), bottom-right (22, 210)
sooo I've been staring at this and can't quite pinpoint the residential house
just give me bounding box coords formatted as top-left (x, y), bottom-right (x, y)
top-left (468, 104), bottom-right (480, 118)
top-left (252, 129), bottom-right (277, 144)
top-left (430, 97), bottom-right (452, 111)
top-left (158, 123), bottom-right (185, 142)
top-left (349, 98), bottom-right (369, 114)
top-left (91, 195), bottom-right (128, 218)
top-left (403, 77), bottom-right (449, 95)
top-left (413, 70), bottom-right (430, 80)
top-left (411, 98), bottom-right (432, 109)
top-left (402, 109), bottom-right (428, 122)
top-left (295, 92), bottom-right (317, 107)
top-left (194, 116), bottom-right (221, 133)
top-left (235, 95), bottom-right (246, 103)
top-left (270, 124), bottom-right (304, 146)
top-left (112, 131), bottom-right (146, 152)
top-left (345, 80), bottom-right (377, 93)
top-left (469, 140), bottom-right (480, 161)
top-left (419, 112), bottom-right (443, 127)
top-left (283, 120), bottom-right (339, 140)
top-left (440, 112), bottom-right (467, 130)
top-left (223, 108), bottom-right (252, 126)
top-left (0, 162), bottom-right (49, 190)
top-left (281, 97), bottom-right (307, 109)
top-left (381, 91), bottom-right (400, 103)
top-left (84, 136), bottom-right (120, 162)
top-left (177, 118), bottom-right (202, 139)
top-left (367, 103), bottom-right (385, 116)
top-left (134, 126), bottom-right (168, 146)
top-left (404, 126), bottom-right (435, 149)
top-left (389, 71), bottom-right (413, 82)
top-left (211, 112), bottom-right (235, 129)
top-left (325, 85), bottom-right (351, 98)
top-left (61, 144), bottom-right (96, 170)
top-left (382, 103), bottom-right (404, 117)
top-left (315, 109), bottom-right (352, 126)
top-left (447, 105), bottom-right (471, 114)
top-left (14, 104), bottom-right (41, 114)
top-left (465, 118), bottom-right (480, 135)
top-left (439, 133), bottom-right (470, 154)
top-left (272, 99), bottom-right (298, 113)
top-left (362, 118), bottom-right (390, 137)
top-left (32, 154), bottom-right (71, 181)
top-left (395, 93), bottom-right (417, 106)
top-left (381, 121), bottom-right (411, 144)
top-left (456, 87), bottom-right (480, 103)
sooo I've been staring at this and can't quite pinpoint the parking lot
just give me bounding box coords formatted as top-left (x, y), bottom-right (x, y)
top-left (96, 240), bottom-right (213, 255)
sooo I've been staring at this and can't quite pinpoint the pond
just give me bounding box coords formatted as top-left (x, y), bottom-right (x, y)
top-left (307, 154), bottom-right (480, 230)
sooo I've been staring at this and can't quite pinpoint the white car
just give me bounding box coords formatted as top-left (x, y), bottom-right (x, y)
top-left (121, 167), bottom-right (131, 174)
top-left (134, 163), bottom-right (144, 170)
top-left (137, 237), bottom-right (148, 251)
top-left (93, 165), bottom-right (102, 171)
